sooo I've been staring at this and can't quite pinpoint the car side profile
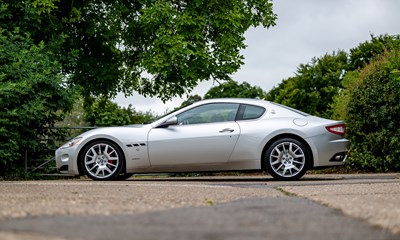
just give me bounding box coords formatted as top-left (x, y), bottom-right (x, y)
top-left (55, 98), bottom-right (349, 180)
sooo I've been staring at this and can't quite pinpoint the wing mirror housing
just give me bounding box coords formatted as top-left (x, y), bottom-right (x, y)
top-left (157, 116), bottom-right (178, 128)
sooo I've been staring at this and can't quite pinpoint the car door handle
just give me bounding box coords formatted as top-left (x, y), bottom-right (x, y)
top-left (219, 128), bottom-right (234, 133)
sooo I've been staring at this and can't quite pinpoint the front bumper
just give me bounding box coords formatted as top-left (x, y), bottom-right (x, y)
top-left (55, 146), bottom-right (80, 176)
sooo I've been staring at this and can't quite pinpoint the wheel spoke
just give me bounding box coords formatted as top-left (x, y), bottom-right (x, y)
top-left (107, 149), bottom-right (116, 156)
top-left (107, 162), bottom-right (117, 168)
top-left (294, 153), bottom-right (305, 158)
top-left (107, 156), bottom-right (118, 161)
top-left (104, 166), bottom-right (113, 174)
top-left (97, 145), bottom-right (102, 155)
top-left (271, 159), bottom-right (280, 165)
top-left (271, 153), bottom-right (280, 159)
top-left (95, 167), bottom-right (101, 176)
top-left (86, 159), bottom-right (95, 165)
top-left (274, 148), bottom-right (281, 155)
top-left (293, 160), bottom-right (304, 165)
top-left (282, 167), bottom-right (288, 176)
top-left (89, 148), bottom-right (97, 158)
top-left (89, 164), bottom-right (98, 171)
top-left (276, 163), bottom-right (284, 171)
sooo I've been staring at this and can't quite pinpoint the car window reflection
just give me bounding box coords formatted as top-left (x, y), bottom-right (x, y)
top-left (177, 103), bottom-right (239, 125)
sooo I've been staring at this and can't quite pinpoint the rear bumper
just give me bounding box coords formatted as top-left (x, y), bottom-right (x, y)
top-left (307, 136), bottom-right (350, 167)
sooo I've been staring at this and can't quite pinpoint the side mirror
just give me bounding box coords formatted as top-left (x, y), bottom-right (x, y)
top-left (157, 116), bottom-right (178, 128)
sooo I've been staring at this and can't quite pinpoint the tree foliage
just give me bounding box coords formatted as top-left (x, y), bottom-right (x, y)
top-left (84, 98), bottom-right (155, 127)
top-left (177, 80), bottom-right (266, 110)
top-left (266, 51), bottom-right (349, 118)
top-left (1, 0), bottom-right (277, 101)
top-left (343, 50), bottom-right (400, 171)
top-left (179, 94), bottom-right (202, 108)
top-left (264, 34), bottom-right (400, 172)
top-left (266, 35), bottom-right (400, 119)
top-left (349, 34), bottom-right (400, 70)
top-left (0, 0), bottom-right (275, 176)
top-left (0, 30), bottom-right (74, 175)
top-left (204, 81), bottom-right (266, 99)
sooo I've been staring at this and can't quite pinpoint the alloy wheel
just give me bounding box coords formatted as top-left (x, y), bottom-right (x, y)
top-left (269, 141), bottom-right (306, 178)
top-left (83, 143), bottom-right (121, 179)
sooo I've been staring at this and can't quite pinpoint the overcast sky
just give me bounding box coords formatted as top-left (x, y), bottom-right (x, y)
top-left (114, 0), bottom-right (400, 115)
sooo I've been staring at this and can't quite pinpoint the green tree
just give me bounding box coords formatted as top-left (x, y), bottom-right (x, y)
top-left (266, 51), bottom-right (349, 118)
top-left (0, 0), bottom-right (276, 176)
top-left (56, 98), bottom-right (90, 128)
top-left (84, 98), bottom-right (155, 127)
top-left (179, 94), bottom-right (202, 108)
top-left (343, 50), bottom-right (400, 171)
top-left (349, 34), bottom-right (400, 70)
top-left (266, 35), bottom-right (400, 119)
top-left (204, 81), bottom-right (266, 99)
top-left (1, 0), bottom-right (277, 101)
top-left (0, 31), bottom-right (74, 176)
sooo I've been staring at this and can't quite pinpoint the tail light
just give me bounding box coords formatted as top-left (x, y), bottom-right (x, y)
top-left (326, 124), bottom-right (346, 136)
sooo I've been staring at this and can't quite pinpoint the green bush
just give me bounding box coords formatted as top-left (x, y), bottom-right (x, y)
top-left (0, 31), bottom-right (74, 176)
top-left (344, 50), bottom-right (400, 171)
top-left (84, 98), bottom-right (155, 126)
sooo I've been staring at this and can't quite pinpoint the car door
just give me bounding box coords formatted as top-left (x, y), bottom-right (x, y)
top-left (147, 103), bottom-right (240, 166)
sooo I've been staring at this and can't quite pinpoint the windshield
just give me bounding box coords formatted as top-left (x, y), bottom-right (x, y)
top-left (151, 106), bottom-right (184, 123)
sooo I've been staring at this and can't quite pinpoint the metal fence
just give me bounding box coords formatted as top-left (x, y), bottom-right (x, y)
top-left (25, 126), bottom-right (96, 176)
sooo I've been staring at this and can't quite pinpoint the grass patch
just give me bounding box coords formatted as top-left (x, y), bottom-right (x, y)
top-left (276, 187), bottom-right (298, 197)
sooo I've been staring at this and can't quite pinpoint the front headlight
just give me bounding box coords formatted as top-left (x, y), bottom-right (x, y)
top-left (60, 137), bottom-right (83, 149)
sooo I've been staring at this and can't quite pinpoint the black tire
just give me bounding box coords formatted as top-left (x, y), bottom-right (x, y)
top-left (264, 138), bottom-right (310, 180)
top-left (80, 140), bottom-right (125, 180)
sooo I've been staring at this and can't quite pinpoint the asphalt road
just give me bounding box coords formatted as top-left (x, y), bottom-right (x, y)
top-left (0, 173), bottom-right (399, 240)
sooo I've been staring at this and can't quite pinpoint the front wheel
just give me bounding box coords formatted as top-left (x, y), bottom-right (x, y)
top-left (264, 138), bottom-right (310, 180)
top-left (80, 140), bottom-right (125, 180)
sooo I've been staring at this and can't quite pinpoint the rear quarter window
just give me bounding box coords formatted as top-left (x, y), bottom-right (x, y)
top-left (238, 104), bottom-right (266, 120)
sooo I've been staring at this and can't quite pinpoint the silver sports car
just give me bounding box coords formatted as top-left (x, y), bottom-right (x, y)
top-left (55, 98), bottom-right (349, 181)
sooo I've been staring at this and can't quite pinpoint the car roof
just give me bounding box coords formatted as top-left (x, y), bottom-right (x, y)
top-left (191, 98), bottom-right (271, 107)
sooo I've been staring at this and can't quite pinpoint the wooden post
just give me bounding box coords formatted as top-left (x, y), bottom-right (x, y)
top-left (25, 149), bottom-right (28, 173)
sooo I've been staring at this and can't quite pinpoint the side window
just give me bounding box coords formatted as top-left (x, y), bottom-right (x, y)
top-left (177, 103), bottom-right (239, 125)
top-left (237, 104), bottom-right (266, 120)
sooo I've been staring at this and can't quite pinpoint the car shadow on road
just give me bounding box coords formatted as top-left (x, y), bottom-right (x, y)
top-left (126, 175), bottom-right (344, 182)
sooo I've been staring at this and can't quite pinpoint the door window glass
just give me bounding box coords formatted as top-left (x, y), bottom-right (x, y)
top-left (177, 103), bottom-right (239, 125)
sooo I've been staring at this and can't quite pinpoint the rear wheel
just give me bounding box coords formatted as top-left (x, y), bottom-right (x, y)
top-left (81, 140), bottom-right (124, 180)
top-left (264, 138), bottom-right (310, 180)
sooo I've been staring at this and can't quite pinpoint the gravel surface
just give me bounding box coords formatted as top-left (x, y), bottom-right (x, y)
top-left (281, 182), bottom-right (400, 234)
top-left (1, 174), bottom-right (399, 240)
top-left (0, 179), bottom-right (283, 221)
top-left (2, 197), bottom-right (398, 240)
top-left (0, 232), bottom-right (64, 240)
